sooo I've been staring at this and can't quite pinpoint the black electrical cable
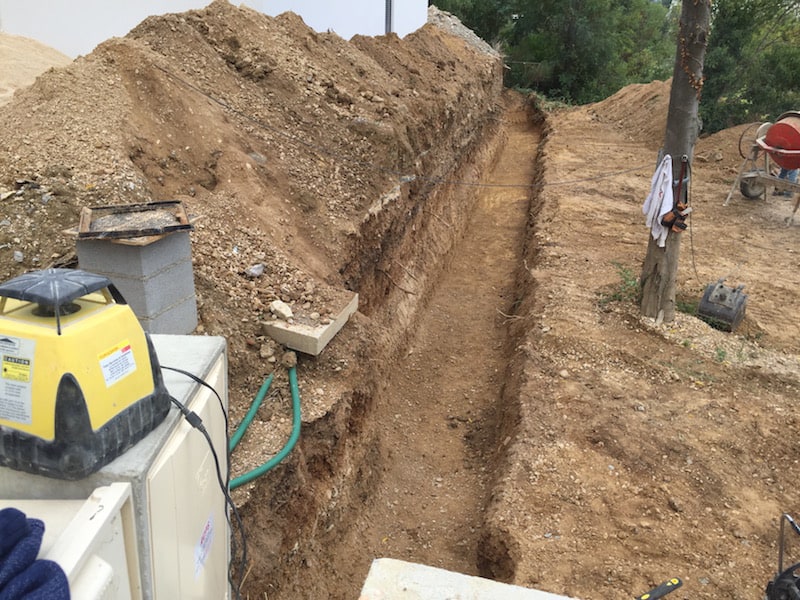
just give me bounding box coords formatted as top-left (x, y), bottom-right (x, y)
top-left (162, 366), bottom-right (230, 480)
top-left (161, 366), bottom-right (248, 600)
top-left (685, 159), bottom-right (701, 282)
top-left (168, 394), bottom-right (246, 600)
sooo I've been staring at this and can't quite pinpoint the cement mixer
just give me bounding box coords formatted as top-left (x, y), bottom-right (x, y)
top-left (724, 111), bottom-right (800, 208)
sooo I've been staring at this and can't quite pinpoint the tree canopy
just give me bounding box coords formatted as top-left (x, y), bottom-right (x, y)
top-left (701, 0), bottom-right (800, 132)
top-left (430, 0), bottom-right (799, 132)
top-left (433, 0), bottom-right (675, 104)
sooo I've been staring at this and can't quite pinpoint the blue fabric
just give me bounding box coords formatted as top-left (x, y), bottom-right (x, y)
top-left (779, 167), bottom-right (799, 184)
top-left (0, 509), bottom-right (28, 559)
top-left (0, 519), bottom-right (43, 590)
top-left (0, 511), bottom-right (70, 599)
top-left (0, 560), bottom-right (70, 600)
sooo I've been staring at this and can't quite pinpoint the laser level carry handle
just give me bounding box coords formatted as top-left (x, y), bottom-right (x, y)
top-left (635, 577), bottom-right (682, 600)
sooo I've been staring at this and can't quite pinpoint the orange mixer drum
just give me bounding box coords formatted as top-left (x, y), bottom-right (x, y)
top-left (764, 111), bottom-right (800, 170)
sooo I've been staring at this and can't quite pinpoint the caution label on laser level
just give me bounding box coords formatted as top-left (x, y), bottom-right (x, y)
top-left (99, 340), bottom-right (137, 388)
top-left (0, 336), bottom-right (35, 425)
top-left (3, 356), bottom-right (30, 382)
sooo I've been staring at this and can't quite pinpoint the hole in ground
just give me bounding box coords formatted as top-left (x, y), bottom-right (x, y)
top-left (239, 94), bottom-right (546, 598)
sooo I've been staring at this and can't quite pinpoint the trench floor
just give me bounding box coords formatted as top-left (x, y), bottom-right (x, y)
top-left (330, 98), bottom-right (541, 595)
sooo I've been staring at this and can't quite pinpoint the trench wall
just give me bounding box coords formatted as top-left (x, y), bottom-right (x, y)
top-left (476, 95), bottom-right (553, 582)
top-left (239, 81), bottom-right (512, 599)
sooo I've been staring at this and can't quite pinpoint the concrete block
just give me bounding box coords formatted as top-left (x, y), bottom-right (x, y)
top-left (76, 232), bottom-right (192, 278)
top-left (90, 258), bottom-right (194, 316)
top-left (76, 231), bottom-right (198, 334)
top-left (262, 292), bottom-right (358, 356)
top-left (138, 295), bottom-right (198, 335)
top-left (359, 558), bottom-right (579, 600)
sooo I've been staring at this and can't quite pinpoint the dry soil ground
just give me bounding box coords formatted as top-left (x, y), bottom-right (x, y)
top-left (3, 4), bottom-right (800, 600)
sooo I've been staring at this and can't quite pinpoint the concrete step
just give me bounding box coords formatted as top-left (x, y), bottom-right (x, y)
top-left (261, 291), bottom-right (358, 356)
top-left (359, 558), bottom-right (578, 600)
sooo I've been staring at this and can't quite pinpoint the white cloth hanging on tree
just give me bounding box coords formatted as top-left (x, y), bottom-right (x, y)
top-left (642, 154), bottom-right (674, 248)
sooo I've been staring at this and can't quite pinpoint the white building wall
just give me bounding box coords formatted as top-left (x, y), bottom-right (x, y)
top-left (0, 0), bottom-right (428, 58)
top-left (251, 0), bottom-right (428, 38)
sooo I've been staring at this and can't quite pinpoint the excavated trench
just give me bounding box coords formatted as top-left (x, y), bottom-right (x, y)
top-left (239, 93), bottom-right (546, 599)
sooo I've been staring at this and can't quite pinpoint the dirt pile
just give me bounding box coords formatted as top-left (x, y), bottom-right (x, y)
top-left (0, 0), bottom-right (502, 397)
top-left (588, 77), bottom-right (757, 170)
top-left (587, 79), bottom-right (671, 147)
top-left (0, 32), bottom-right (72, 106)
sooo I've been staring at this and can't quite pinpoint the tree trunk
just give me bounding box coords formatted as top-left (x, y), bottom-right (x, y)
top-left (640, 0), bottom-right (711, 321)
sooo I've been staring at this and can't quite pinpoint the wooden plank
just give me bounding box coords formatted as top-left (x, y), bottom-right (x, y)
top-left (77, 201), bottom-right (193, 240)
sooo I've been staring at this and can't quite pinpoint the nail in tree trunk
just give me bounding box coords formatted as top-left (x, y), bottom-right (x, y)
top-left (640, 0), bottom-right (711, 322)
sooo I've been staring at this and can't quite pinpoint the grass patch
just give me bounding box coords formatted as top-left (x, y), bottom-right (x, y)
top-left (714, 346), bottom-right (727, 363)
top-left (676, 293), bottom-right (698, 316)
top-left (700, 316), bottom-right (735, 332)
top-left (598, 262), bottom-right (640, 307)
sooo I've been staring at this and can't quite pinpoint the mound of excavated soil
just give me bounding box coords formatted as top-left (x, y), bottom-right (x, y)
top-left (0, 32), bottom-right (72, 106)
top-left (0, 0), bottom-right (501, 393)
top-left (587, 77), bottom-right (760, 172)
top-left (588, 79), bottom-right (671, 147)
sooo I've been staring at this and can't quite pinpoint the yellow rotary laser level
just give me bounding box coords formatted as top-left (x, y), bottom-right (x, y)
top-left (0, 268), bottom-right (171, 480)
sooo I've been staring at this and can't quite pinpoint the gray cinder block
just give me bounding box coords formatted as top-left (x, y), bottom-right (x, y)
top-left (76, 232), bottom-right (198, 334)
top-left (77, 232), bottom-right (192, 278)
top-left (137, 296), bottom-right (198, 335)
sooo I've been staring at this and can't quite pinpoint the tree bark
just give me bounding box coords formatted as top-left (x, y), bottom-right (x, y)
top-left (640, 0), bottom-right (711, 321)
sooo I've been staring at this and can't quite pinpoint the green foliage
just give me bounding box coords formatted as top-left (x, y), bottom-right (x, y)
top-left (431, 0), bottom-right (798, 123)
top-left (676, 294), bottom-right (698, 316)
top-left (506, 0), bottom-right (629, 102)
top-left (432, 0), bottom-right (674, 104)
top-left (714, 346), bottom-right (727, 363)
top-left (701, 0), bottom-right (800, 133)
top-left (619, 0), bottom-right (677, 83)
top-left (598, 262), bottom-right (640, 307)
